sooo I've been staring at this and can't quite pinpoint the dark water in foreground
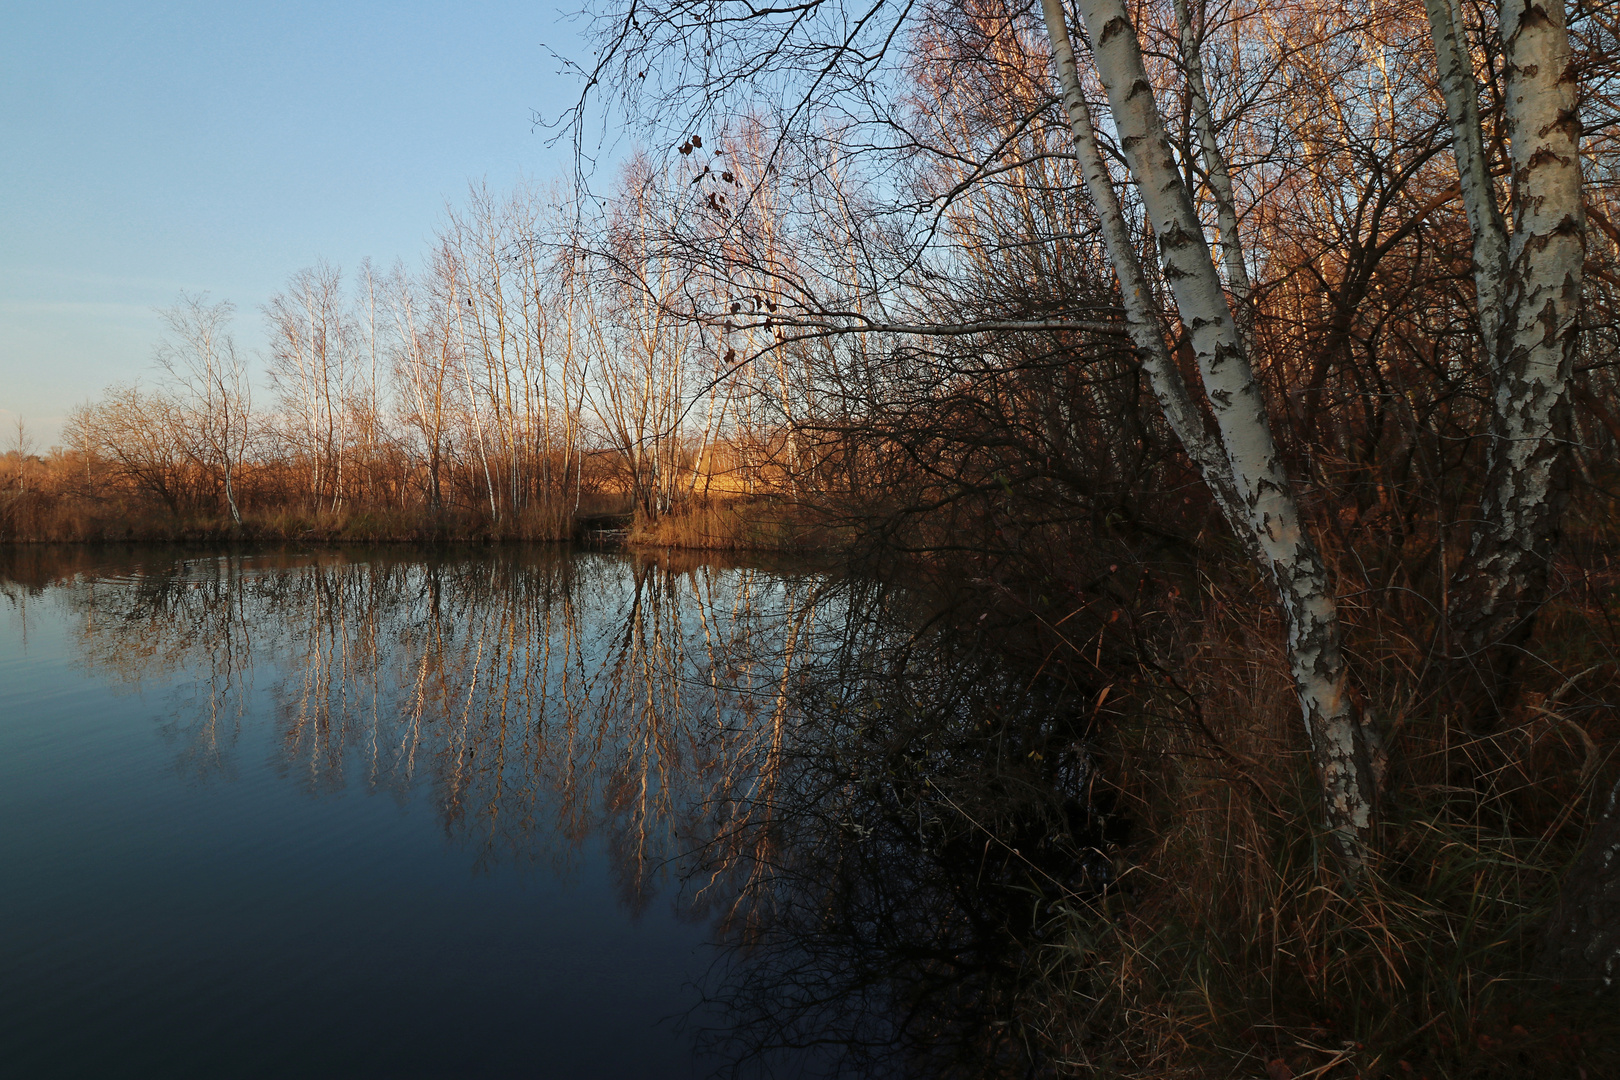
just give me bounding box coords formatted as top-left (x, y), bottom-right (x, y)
top-left (0, 546), bottom-right (826, 1079)
top-left (2, 545), bottom-right (1101, 1079)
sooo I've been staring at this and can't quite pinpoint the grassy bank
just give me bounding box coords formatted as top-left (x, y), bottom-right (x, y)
top-left (0, 488), bottom-right (838, 553)
top-left (624, 497), bottom-right (838, 551)
top-left (985, 514), bottom-right (1620, 1078)
top-left (0, 490), bottom-right (598, 544)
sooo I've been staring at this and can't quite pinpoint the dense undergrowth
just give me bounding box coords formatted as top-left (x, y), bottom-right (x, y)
top-left (868, 486), bottom-right (1620, 1078)
top-left (0, 486), bottom-right (813, 548)
top-left (1031, 584), bottom-right (1620, 1078)
top-left (623, 496), bottom-right (840, 550)
top-left (0, 488), bottom-right (576, 543)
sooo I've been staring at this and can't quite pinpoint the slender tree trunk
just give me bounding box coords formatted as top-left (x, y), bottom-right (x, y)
top-left (1170, 0), bottom-right (1251, 313)
top-left (454, 281), bottom-right (501, 524)
top-left (1421, 0), bottom-right (1607, 986)
top-left (1423, 0), bottom-right (1511, 363)
top-left (1040, 0), bottom-right (1261, 566)
top-left (223, 460), bottom-right (242, 525)
top-left (1058, 0), bottom-right (1380, 862)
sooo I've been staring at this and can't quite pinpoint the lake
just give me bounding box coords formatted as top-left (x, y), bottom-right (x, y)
top-left (0, 546), bottom-right (845, 1079)
top-left (1, 545), bottom-right (1095, 1079)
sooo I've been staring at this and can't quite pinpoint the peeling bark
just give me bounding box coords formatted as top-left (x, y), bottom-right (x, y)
top-left (1425, 0), bottom-right (1585, 715)
top-left (1420, 0), bottom-right (1607, 986)
top-left (1038, 0), bottom-right (1261, 565)
top-left (1049, 0), bottom-right (1379, 863)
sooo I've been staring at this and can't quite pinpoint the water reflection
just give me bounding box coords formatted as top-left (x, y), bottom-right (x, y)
top-left (40, 550), bottom-right (813, 898)
top-left (3, 547), bottom-right (1108, 1077)
top-left (689, 579), bottom-right (1117, 1078)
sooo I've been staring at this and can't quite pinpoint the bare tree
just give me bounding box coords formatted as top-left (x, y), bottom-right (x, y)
top-left (73, 385), bottom-right (194, 514)
top-left (575, 157), bottom-right (722, 519)
top-left (154, 293), bottom-right (252, 524)
top-left (265, 262), bottom-right (357, 511)
top-left (386, 258), bottom-right (459, 514)
top-left (9, 416), bottom-right (32, 493)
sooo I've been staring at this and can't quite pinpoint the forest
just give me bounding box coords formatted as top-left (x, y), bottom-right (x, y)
top-left (6, 0), bottom-right (1620, 1074)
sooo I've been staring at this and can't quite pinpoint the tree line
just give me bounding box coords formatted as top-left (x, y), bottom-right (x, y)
top-left (6, 0), bottom-right (1620, 1058)
top-left (8, 168), bottom-right (820, 539)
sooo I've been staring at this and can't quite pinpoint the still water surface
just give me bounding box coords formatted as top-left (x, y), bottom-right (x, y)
top-left (0, 546), bottom-right (827, 1079)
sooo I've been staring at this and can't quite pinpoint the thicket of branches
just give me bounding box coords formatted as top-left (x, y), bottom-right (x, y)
top-left (536, 0), bottom-right (1620, 1068)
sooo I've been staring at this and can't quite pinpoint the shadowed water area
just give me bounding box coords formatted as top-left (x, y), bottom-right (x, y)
top-left (0, 546), bottom-right (1106, 1078)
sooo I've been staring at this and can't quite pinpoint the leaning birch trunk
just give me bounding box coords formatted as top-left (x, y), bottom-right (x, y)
top-left (1063, 0), bottom-right (1379, 862)
top-left (1039, 0), bottom-right (1260, 567)
top-left (219, 357), bottom-right (246, 526)
top-left (1424, 0), bottom-right (1585, 714)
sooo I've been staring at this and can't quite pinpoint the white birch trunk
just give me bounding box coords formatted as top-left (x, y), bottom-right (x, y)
top-left (1423, 0), bottom-right (1511, 362)
top-left (1063, 0), bottom-right (1379, 859)
top-left (1424, 0), bottom-right (1585, 699)
top-left (1420, 0), bottom-right (1606, 987)
top-left (1039, 0), bottom-right (1261, 566)
top-left (1170, 0), bottom-right (1251, 309)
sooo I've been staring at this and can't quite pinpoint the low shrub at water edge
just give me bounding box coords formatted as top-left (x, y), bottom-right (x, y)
top-left (626, 497), bottom-right (840, 551)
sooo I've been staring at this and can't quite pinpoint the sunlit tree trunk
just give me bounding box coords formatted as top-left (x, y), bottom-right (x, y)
top-left (1039, 0), bottom-right (1260, 564)
top-left (1047, 0), bottom-right (1379, 864)
top-left (1169, 0), bottom-right (1250, 319)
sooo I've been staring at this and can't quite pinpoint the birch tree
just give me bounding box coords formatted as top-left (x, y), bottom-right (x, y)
top-left (153, 293), bottom-right (252, 524)
top-left (552, 0), bottom-right (1620, 878)
top-left (581, 159), bottom-right (714, 519)
top-left (1422, 0), bottom-right (1586, 714)
top-left (266, 263), bottom-right (357, 510)
top-left (1419, 0), bottom-right (1617, 991)
top-left (386, 258), bottom-right (459, 513)
top-left (1038, 0), bottom-right (1379, 860)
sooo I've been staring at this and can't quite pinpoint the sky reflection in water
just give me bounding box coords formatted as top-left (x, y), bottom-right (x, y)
top-left (0, 547), bottom-right (822, 1079)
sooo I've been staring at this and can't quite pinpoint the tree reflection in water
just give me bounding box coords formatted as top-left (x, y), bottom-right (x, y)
top-left (26, 548), bottom-right (1113, 1078)
top-left (689, 577), bottom-right (1118, 1079)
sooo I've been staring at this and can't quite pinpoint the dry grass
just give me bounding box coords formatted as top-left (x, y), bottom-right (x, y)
top-left (625, 497), bottom-right (837, 551)
top-left (0, 490), bottom-right (586, 544)
top-left (1028, 553), bottom-right (1620, 1079)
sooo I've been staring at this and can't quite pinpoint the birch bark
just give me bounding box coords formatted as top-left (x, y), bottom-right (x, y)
top-left (1169, 0), bottom-right (1251, 311)
top-left (1039, 0), bottom-right (1260, 565)
top-left (1050, 0), bottom-right (1379, 860)
top-left (1419, 0), bottom-right (1610, 985)
top-left (1422, 0), bottom-right (1608, 989)
top-left (1424, 0), bottom-right (1585, 712)
top-left (1423, 0), bottom-right (1510, 362)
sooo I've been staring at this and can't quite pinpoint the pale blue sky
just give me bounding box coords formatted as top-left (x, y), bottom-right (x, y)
top-left (1, 1), bottom-right (593, 446)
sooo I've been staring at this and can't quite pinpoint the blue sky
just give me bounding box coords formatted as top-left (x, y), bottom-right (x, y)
top-left (1, 1), bottom-right (594, 447)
